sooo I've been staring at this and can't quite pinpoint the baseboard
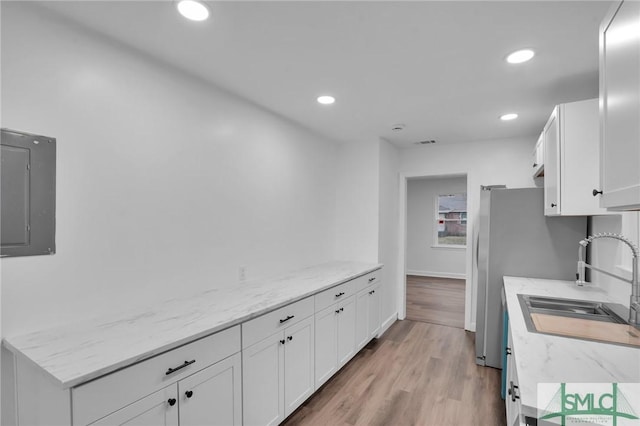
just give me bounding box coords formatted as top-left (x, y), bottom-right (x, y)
top-left (379, 313), bottom-right (397, 337)
top-left (406, 270), bottom-right (466, 280)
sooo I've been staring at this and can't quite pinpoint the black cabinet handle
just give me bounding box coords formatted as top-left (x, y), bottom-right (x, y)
top-left (593, 189), bottom-right (603, 196)
top-left (287, 335), bottom-right (293, 341)
top-left (532, 163), bottom-right (538, 168)
top-left (335, 309), bottom-right (340, 314)
top-left (280, 339), bottom-right (286, 344)
top-left (340, 307), bottom-right (344, 312)
top-left (335, 292), bottom-right (345, 298)
top-left (550, 203), bottom-right (557, 208)
top-left (506, 347), bottom-right (512, 355)
top-left (168, 398), bottom-right (177, 407)
top-left (185, 390), bottom-right (194, 398)
top-left (369, 290), bottom-right (375, 295)
top-left (279, 315), bottom-right (295, 324)
top-left (509, 382), bottom-right (520, 402)
top-left (368, 277), bottom-right (376, 282)
top-left (166, 360), bottom-right (195, 376)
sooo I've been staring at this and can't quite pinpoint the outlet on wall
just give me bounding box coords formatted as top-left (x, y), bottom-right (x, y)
top-left (238, 266), bottom-right (246, 282)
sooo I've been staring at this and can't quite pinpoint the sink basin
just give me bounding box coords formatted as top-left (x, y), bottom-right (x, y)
top-left (518, 294), bottom-right (628, 324)
top-left (516, 294), bottom-right (640, 348)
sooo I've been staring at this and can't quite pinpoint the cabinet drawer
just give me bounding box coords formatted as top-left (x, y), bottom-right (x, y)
top-left (72, 325), bottom-right (240, 426)
top-left (242, 296), bottom-right (314, 348)
top-left (354, 271), bottom-right (381, 292)
top-left (314, 277), bottom-right (362, 313)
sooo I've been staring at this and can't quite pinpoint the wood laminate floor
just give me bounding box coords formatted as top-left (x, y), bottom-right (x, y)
top-left (406, 275), bottom-right (465, 329)
top-left (283, 320), bottom-right (505, 426)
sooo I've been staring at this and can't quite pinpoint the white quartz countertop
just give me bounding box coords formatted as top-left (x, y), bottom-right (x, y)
top-left (503, 276), bottom-right (640, 419)
top-left (3, 261), bottom-right (382, 389)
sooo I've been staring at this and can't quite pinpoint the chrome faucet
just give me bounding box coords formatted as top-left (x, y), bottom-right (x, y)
top-left (577, 233), bottom-right (640, 325)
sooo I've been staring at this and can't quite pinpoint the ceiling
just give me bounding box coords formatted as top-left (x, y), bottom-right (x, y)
top-left (37, 1), bottom-right (614, 147)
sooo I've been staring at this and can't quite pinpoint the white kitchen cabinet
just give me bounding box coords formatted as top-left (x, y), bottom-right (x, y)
top-left (543, 98), bottom-right (607, 216)
top-left (531, 132), bottom-right (544, 178)
top-left (91, 353), bottom-right (241, 426)
top-left (178, 353), bottom-right (242, 426)
top-left (599, 0), bottom-right (640, 210)
top-left (242, 314), bottom-right (315, 426)
top-left (355, 281), bottom-right (381, 351)
top-left (91, 386), bottom-right (179, 426)
top-left (504, 322), bottom-right (524, 426)
top-left (336, 295), bottom-right (357, 367)
top-left (314, 295), bottom-right (356, 387)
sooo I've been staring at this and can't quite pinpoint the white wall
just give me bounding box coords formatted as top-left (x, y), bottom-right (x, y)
top-left (377, 138), bottom-right (400, 331)
top-left (334, 140), bottom-right (380, 262)
top-left (396, 137), bottom-right (537, 330)
top-left (1, 3), bottom-right (341, 338)
top-left (406, 176), bottom-right (467, 279)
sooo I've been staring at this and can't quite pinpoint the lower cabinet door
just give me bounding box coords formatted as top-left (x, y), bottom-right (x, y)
top-left (90, 386), bottom-right (178, 426)
top-left (283, 316), bottom-right (315, 417)
top-left (178, 352), bottom-right (242, 426)
top-left (314, 304), bottom-right (338, 388)
top-left (337, 295), bottom-right (357, 368)
top-left (355, 289), bottom-right (369, 351)
top-left (367, 283), bottom-right (381, 339)
top-left (243, 333), bottom-right (285, 426)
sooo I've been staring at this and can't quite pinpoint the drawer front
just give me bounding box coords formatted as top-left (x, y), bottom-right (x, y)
top-left (314, 278), bottom-right (360, 313)
top-left (242, 296), bottom-right (314, 349)
top-left (73, 325), bottom-right (240, 426)
top-left (354, 270), bottom-right (381, 292)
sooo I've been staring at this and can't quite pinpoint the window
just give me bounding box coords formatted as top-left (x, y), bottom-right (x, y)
top-left (436, 193), bottom-right (467, 247)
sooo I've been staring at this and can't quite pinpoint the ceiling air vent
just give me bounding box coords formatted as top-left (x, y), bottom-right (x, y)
top-left (415, 140), bottom-right (437, 145)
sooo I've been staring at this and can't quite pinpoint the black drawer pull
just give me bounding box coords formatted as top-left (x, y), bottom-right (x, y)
top-left (340, 307), bottom-right (344, 312)
top-left (185, 390), bottom-right (194, 398)
top-left (335, 309), bottom-right (341, 314)
top-left (593, 189), bottom-right (603, 196)
top-left (368, 277), bottom-right (376, 282)
top-left (166, 359), bottom-right (195, 376)
top-left (287, 335), bottom-right (293, 341)
top-left (335, 292), bottom-right (345, 298)
top-left (369, 290), bottom-right (375, 295)
top-left (532, 163), bottom-right (538, 168)
top-left (280, 339), bottom-right (286, 344)
top-left (168, 398), bottom-right (177, 407)
top-left (279, 315), bottom-right (295, 323)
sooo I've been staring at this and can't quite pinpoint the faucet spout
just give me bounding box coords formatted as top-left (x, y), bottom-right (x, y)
top-left (576, 233), bottom-right (640, 325)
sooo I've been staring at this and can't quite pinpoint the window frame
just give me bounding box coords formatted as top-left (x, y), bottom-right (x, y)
top-left (433, 193), bottom-right (467, 249)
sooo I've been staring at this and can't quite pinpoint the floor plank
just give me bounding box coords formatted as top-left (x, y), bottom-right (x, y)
top-left (406, 275), bottom-right (465, 329)
top-left (282, 320), bottom-right (505, 426)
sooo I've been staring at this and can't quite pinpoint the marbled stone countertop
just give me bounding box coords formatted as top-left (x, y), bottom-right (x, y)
top-left (503, 276), bottom-right (639, 419)
top-left (3, 261), bottom-right (382, 389)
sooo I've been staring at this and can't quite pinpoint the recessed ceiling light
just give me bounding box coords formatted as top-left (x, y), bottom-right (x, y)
top-left (500, 113), bottom-right (519, 121)
top-left (317, 95), bottom-right (335, 105)
top-left (177, 0), bottom-right (210, 21)
top-left (506, 49), bottom-right (535, 64)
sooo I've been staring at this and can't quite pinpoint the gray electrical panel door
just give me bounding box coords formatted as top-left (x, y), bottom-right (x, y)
top-left (1, 129), bottom-right (56, 257)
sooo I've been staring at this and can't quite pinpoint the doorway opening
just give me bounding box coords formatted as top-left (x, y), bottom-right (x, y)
top-left (399, 173), bottom-right (470, 329)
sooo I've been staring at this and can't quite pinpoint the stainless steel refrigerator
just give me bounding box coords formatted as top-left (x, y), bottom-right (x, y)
top-left (474, 186), bottom-right (586, 368)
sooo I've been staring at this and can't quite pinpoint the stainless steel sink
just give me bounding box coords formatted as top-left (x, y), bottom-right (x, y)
top-left (518, 294), bottom-right (629, 327)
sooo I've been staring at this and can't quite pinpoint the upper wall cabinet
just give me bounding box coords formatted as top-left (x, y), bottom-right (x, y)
top-left (543, 98), bottom-right (608, 216)
top-left (599, 0), bottom-right (640, 210)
